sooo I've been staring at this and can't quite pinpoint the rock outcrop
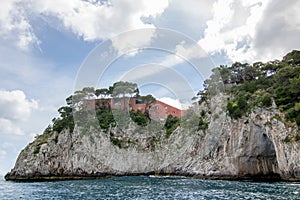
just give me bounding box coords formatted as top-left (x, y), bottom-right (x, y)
top-left (5, 94), bottom-right (300, 181)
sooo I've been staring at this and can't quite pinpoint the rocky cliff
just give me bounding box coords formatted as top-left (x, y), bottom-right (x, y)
top-left (5, 93), bottom-right (300, 181)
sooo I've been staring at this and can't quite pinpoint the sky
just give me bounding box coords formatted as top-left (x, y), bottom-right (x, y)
top-left (0, 0), bottom-right (300, 175)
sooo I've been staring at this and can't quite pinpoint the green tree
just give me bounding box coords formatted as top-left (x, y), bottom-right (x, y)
top-left (52, 106), bottom-right (74, 133)
top-left (111, 81), bottom-right (139, 110)
top-left (82, 87), bottom-right (95, 99)
top-left (140, 94), bottom-right (156, 119)
top-left (111, 81), bottom-right (138, 98)
top-left (282, 50), bottom-right (300, 66)
top-left (95, 88), bottom-right (109, 98)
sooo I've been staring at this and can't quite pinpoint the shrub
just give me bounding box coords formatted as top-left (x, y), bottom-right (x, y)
top-left (164, 115), bottom-right (180, 139)
top-left (52, 106), bottom-right (75, 133)
top-left (33, 146), bottom-right (41, 155)
top-left (199, 51), bottom-right (300, 129)
top-left (200, 110), bottom-right (206, 117)
top-left (130, 110), bottom-right (148, 127)
top-left (110, 137), bottom-right (122, 148)
top-left (272, 114), bottom-right (282, 121)
top-left (283, 136), bottom-right (293, 143)
top-left (294, 102), bottom-right (300, 111)
top-left (227, 100), bottom-right (244, 119)
top-left (43, 125), bottom-right (52, 135)
top-left (96, 108), bottom-right (115, 131)
top-left (260, 93), bottom-right (272, 107)
top-left (198, 117), bottom-right (209, 130)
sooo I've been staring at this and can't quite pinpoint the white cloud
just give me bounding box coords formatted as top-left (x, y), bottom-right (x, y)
top-left (253, 0), bottom-right (300, 61)
top-left (168, 0), bottom-right (214, 20)
top-left (159, 41), bottom-right (208, 68)
top-left (0, 90), bottom-right (38, 121)
top-left (175, 42), bottom-right (207, 60)
top-left (111, 28), bottom-right (156, 56)
top-left (0, 0), bottom-right (169, 51)
top-left (0, 118), bottom-right (24, 136)
top-left (151, 0), bottom-right (216, 39)
top-left (36, 0), bottom-right (168, 53)
top-left (158, 97), bottom-right (190, 110)
top-left (0, 38), bottom-right (73, 141)
top-left (0, 0), bottom-right (40, 51)
top-left (158, 97), bottom-right (182, 110)
top-left (198, 0), bottom-right (271, 62)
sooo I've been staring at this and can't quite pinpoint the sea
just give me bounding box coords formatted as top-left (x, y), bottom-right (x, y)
top-left (0, 175), bottom-right (299, 200)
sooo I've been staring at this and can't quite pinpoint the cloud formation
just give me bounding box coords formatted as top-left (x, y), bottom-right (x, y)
top-left (111, 28), bottom-right (157, 56)
top-left (198, 0), bottom-right (271, 62)
top-left (1, 0), bottom-right (299, 63)
top-left (198, 0), bottom-right (300, 63)
top-left (0, 0), bottom-right (40, 50)
top-left (0, 118), bottom-right (24, 136)
top-left (253, 0), bottom-right (300, 61)
top-left (0, 0), bottom-right (168, 51)
top-left (0, 90), bottom-right (38, 121)
top-left (0, 89), bottom-right (39, 137)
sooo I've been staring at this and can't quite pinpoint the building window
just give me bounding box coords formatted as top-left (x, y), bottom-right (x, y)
top-left (135, 99), bottom-right (144, 104)
top-left (114, 99), bottom-right (121, 106)
top-left (165, 106), bottom-right (168, 110)
top-left (155, 105), bottom-right (159, 110)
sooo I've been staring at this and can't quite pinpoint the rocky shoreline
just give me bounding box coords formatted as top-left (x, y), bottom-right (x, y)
top-left (5, 94), bottom-right (300, 182)
top-left (5, 171), bottom-right (286, 182)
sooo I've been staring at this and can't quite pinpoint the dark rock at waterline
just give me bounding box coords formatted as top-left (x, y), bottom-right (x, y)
top-left (5, 94), bottom-right (300, 181)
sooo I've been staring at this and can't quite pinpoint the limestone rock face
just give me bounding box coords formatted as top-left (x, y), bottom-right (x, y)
top-left (5, 94), bottom-right (300, 181)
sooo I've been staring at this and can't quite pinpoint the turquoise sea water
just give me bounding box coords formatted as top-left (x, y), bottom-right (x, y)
top-left (1, 176), bottom-right (299, 199)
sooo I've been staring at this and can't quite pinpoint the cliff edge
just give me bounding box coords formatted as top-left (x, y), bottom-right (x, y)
top-left (5, 93), bottom-right (300, 181)
top-left (6, 51), bottom-right (300, 181)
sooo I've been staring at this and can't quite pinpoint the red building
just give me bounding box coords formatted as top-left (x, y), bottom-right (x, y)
top-left (148, 99), bottom-right (183, 122)
top-left (82, 97), bottom-right (184, 122)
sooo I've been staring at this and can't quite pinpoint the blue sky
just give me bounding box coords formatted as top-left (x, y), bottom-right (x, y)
top-left (0, 0), bottom-right (300, 175)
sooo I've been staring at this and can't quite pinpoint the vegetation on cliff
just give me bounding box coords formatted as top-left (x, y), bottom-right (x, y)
top-left (196, 50), bottom-right (300, 131)
top-left (40, 81), bottom-right (167, 148)
top-left (41, 50), bottom-right (300, 147)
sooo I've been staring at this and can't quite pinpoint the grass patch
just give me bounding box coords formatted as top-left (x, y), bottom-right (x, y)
top-left (33, 146), bottom-right (41, 155)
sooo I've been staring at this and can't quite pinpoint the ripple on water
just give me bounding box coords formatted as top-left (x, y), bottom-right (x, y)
top-left (0, 176), bottom-right (300, 200)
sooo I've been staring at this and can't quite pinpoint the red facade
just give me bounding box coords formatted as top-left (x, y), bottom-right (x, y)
top-left (148, 100), bottom-right (183, 122)
top-left (82, 97), bottom-right (184, 121)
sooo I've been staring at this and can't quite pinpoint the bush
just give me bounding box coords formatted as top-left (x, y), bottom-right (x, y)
top-left (200, 110), bottom-right (206, 117)
top-left (52, 106), bottom-right (75, 133)
top-left (164, 115), bottom-right (180, 138)
top-left (198, 117), bottom-right (209, 130)
top-left (130, 110), bottom-right (148, 127)
top-left (199, 50), bottom-right (300, 129)
top-left (110, 137), bottom-right (122, 148)
top-left (260, 93), bottom-right (272, 107)
top-left (97, 108), bottom-right (115, 131)
top-left (272, 114), bottom-right (282, 121)
top-left (43, 125), bottom-right (52, 135)
top-left (33, 146), bottom-right (41, 155)
top-left (227, 100), bottom-right (244, 119)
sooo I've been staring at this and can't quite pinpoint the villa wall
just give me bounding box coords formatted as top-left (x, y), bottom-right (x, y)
top-left (82, 97), bottom-right (184, 120)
